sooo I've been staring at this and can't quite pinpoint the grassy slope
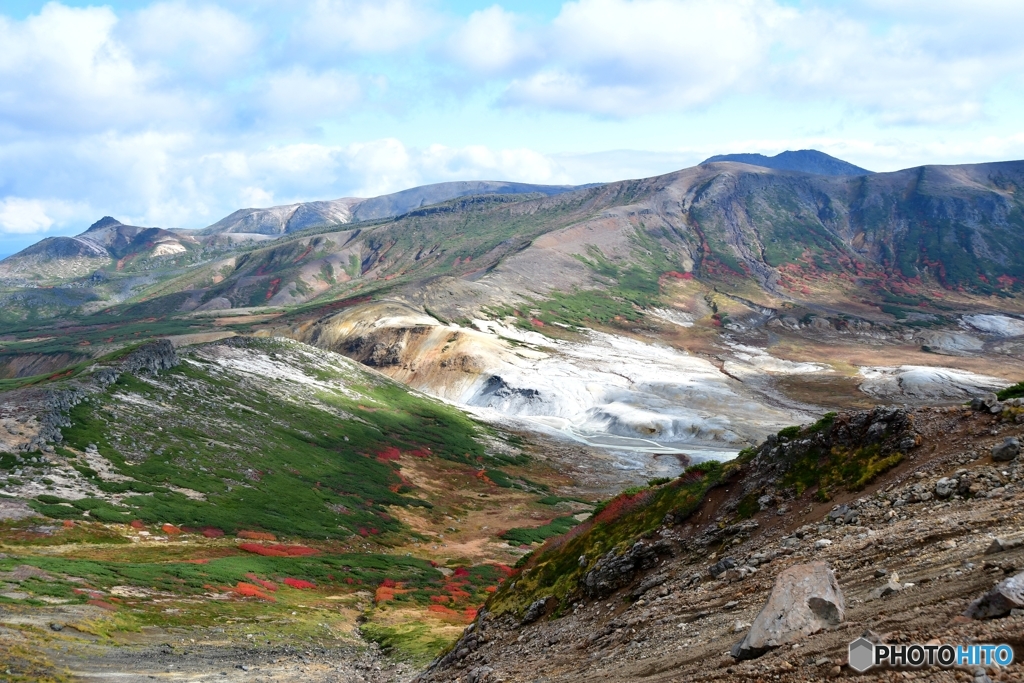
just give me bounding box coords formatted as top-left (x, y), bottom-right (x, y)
top-left (0, 337), bottom-right (581, 667)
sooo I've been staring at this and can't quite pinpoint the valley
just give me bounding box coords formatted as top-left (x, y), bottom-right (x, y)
top-left (2, 153), bottom-right (1024, 681)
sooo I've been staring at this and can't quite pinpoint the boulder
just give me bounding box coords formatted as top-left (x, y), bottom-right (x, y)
top-left (991, 437), bottom-right (1019, 462)
top-left (984, 538), bottom-right (1023, 555)
top-left (964, 572), bottom-right (1024, 620)
top-left (730, 562), bottom-right (845, 660)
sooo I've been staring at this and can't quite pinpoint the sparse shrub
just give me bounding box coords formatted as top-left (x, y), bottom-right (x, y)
top-left (777, 425), bottom-right (800, 439)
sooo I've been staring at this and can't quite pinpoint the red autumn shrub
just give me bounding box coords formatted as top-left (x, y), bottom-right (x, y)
top-left (161, 524), bottom-right (181, 535)
top-left (130, 520), bottom-right (145, 529)
top-left (381, 578), bottom-right (397, 588)
top-left (430, 595), bottom-right (451, 604)
top-left (452, 567), bottom-right (470, 578)
top-left (238, 543), bottom-right (318, 557)
top-left (234, 582), bottom-right (275, 601)
top-left (201, 527), bottom-right (224, 538)
top-left (376, 447), bottom-right (401, 462)
top-left (282, 545), bottom-right (318, 556)
top-left (376, 586), bottom-right (395, 603)
top-left (238, 543), bottom-right (289, 557)
top-left (237, 530), bottom-right (276, 541)
top-left (484, 585), bottom-right (497, 593)
top-left (283, 578), bottom-right (315, 590)
top-left (62, 520), bottom-right (75, 528)
top-left (663, 271), bottom-right (693, 280)
top-left (463, 607), bottom-right (478, 621)
top-left (447, 589), bottom-right (471, 601)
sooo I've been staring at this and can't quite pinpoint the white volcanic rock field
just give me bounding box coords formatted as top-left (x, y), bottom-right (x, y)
top-left (296, 302), bottom-right (1010, 464)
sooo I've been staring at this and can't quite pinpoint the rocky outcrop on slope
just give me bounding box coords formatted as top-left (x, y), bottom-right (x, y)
top-left (0, 340), bottom-right (179, 453)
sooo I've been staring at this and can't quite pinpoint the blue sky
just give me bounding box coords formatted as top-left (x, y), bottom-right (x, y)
top-left (1, 0), bottom-right (1023, 255)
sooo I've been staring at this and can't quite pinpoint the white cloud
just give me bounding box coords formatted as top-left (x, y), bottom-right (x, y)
top-left (769, 7), bottom-right (1024, 125)
top-left (119, 1), bottom-right (259, 82)
top-left (298, 0), bottom-right (441, 55)
top-left (504, 0), bottom-right (790, 116)
top-left (449, 5), bottom-right (539, 74)
top-left (0, 3), bottom-right (193, 133)
top-left (0, 197), bottom-right (84, 234)
top-left (489, 0), bottom-right (1024, 123)
top-left (258, 68), bottom-right (362, 122)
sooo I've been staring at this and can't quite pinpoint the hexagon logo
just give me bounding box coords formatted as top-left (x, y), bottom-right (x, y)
top-left (848, 637), bottom-right (875, 673)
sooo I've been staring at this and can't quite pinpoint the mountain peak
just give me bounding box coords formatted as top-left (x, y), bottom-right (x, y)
top-left (86, 216), bottom-right (123, 232)
top-left (702, 149), bottom-right (872, 176)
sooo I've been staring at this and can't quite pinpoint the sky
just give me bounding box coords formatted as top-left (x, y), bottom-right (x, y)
top-left (1, 0), bottom-right (1023, 254)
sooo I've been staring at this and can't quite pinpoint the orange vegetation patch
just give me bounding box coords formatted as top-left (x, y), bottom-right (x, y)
top-left (161, 524), bottom-right (182, 535)
top-left (234, 582), bottom-right (275, 601)
top-left (237, 530), bottom-right (276, 541)
top-left (238, 543), bottom-right (319, 557)
top-left (375, 579), bottom-right (412, 603)
top-left (283, 578), bottom-right (315, 590)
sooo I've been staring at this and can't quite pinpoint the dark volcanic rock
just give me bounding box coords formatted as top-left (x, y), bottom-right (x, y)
top-left (992, 437), bottom-right (1020, 462)
top-left (582, 540), bottom-right (672, 599)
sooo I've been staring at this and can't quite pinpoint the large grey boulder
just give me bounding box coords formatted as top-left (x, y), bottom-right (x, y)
top-left (731, 562), bottom-right (845, 660)
top-left (991, 437), bottom-right (1020, 462)
top-left (964, 572), bottom-right (1024, 620)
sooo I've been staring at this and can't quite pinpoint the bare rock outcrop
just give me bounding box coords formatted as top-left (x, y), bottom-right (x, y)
top-left (731, 561), bottom-right (845, 660)
top-left (581, 540), bottom-right (673, 599)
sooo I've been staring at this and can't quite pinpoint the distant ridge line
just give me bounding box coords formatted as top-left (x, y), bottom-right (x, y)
top-left (702, 149), bottom-right (872, 176)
